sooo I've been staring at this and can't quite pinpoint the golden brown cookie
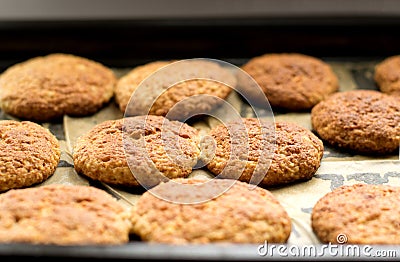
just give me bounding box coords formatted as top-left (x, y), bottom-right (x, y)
top-left (131, 178), bottom-right (292, 244)
top-left (204, 119), bottom-right (323, 187)
top-left (0, 184), bottom-right (131, 245)
top-left (115, 60), bottom-right (234, 120)
top-left (115, 61), bottom-right (172, 113)
top-left (0, 120), bottom-right (60, 192)
top-left (241, 53), bottom-right (339, 110)
top-left (73, 115), bottom-right (200, 188)
top-left (0, 53), bottom-right (116, 122)
top-left (312, 183), bottom-right (400, 244)
top-left (311, 90), bottom-right (400, 154)
top-left (374, 55), bottom-right (400, 95)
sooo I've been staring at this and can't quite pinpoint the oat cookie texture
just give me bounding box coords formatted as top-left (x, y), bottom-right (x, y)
top-left (0, 120), bottom-right (60, 192)
top-left (73, 115), bottom-right (200, 188)
top-left (115, 60), bottom-right (235, 120)
top-left (204, 118), bottom-right (324, 187)
top-left (312, 183), bottom-right (400, 244)
top-left (311, 90), bottom-right (400, 154)
top-left (131, 178), bottom-right (292, 244)
top-left (0, 53), bottom-right (116, 121)
top-left (241, 53), bottom-right (339, 110)
top-left (374, 55), bottom-right (400, 95)
top-left (0, 184), bottom-right (131, 245)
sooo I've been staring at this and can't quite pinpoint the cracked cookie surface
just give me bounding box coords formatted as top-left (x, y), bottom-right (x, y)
top-left (0, 120), bottom-right (60, 191)
top-left (73, 115), bottom-right (200, 187)
top-left (0, 184), bottom-right (131, 245)
top-left (374, 55), bottom-right (400, 96)
top-left (0, 53), bottom-right (116, 121)
top-left (311, 90), bottom-right (400, 154)
top-left (241, 53), bottom-right (339, 110)
top-left (312, 183), bottom-right (400, 244)
top-left (131, 178), bottom-right (292, 244)
top-left (115, 60), bottom-right (234, 120)
top-left (204, 118), bottom-right (323, 187)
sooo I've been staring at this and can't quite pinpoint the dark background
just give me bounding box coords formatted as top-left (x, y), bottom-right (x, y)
top-left (1, 0), bottom-right (400, 70)
top-left (1, 17), bottom-right (400, 70)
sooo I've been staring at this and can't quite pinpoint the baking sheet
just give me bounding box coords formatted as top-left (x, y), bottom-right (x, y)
top-left (65, 59), bottom-right (399, 243)
top-left (0, 59), bottom-right (399, 259)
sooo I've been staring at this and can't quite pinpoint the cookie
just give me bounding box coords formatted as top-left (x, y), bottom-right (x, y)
top-left (311, 90), bottom-right (400, 154)
top-left (73, 115), bottom-right (200, 188)
top-left (312, 183), bottom-right (400, 244)
top-left (0, 53), bottom-right (116, 122)
top-left (0, 120), bottom-right (60, 192)
top-left (204, 118), bottom-right (323, 187)
top-left (115, 61), bottom-right (172, 113)
top-left (115, 60), bottom-right (234, 120)
top-left (131, 178), bottom-right (291, 244)
top-left (374, 55), bottom-right (400, 95)
top-left (0, 184), bottom-right (131, 245)
top-left (241, 53), bottom-right (339, 110)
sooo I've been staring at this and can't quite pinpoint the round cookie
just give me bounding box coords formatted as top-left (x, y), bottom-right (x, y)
top-left (241, 53), bottom-right (339, 110)
top-left (0, 120), bottom-right (60, 192)
top-left (312, 183), bottom-right (400, 244)
top-left (0, 53), bottom-right (116, 122)
top-left (0, 184), bottom-right (131, 245)
top-left (204, 118), bottom-right (324, 187)
top-left (131, 178), bottom-right (292, 244)
top-left (115, 61), bottom-right (172, 113)
top-left (115, 60), bottom-right (234, 120)
top-left (73, 115), bottom-right (200, 188)
top-left (311, 90), bottom-right (400, 154)
top-left (374, 55), bottom-right (400, 95)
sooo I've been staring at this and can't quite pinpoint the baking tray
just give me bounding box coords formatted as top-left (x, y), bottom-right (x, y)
top-left (0, 57), bottom-right (399, 262)
top-left (0, 17), bottom-right (400, 261)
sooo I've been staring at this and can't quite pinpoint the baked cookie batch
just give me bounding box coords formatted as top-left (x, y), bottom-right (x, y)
top-left (0, 52), bottom-right (398, 245)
